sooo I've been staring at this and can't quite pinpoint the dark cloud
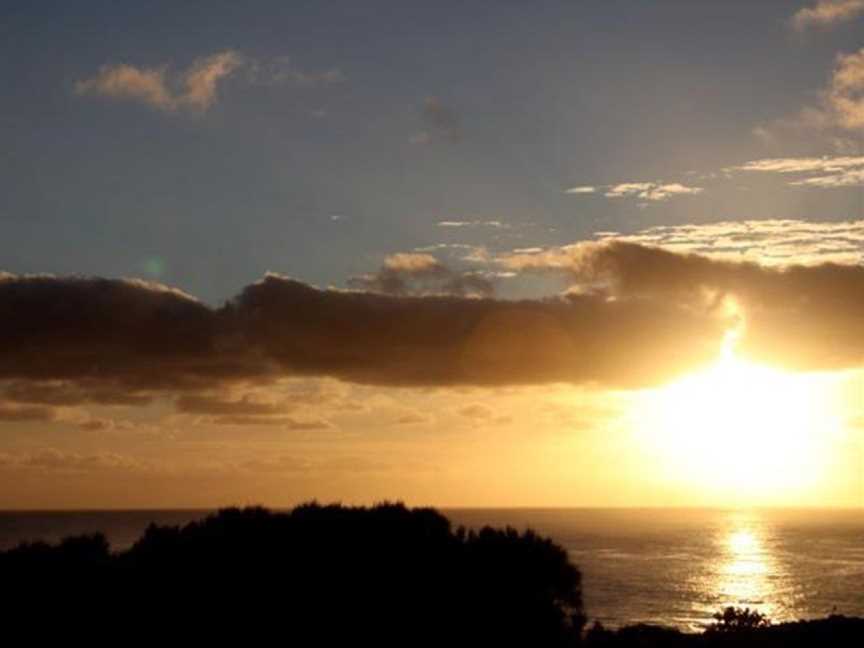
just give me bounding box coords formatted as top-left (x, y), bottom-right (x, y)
top-left (510, 240), bottom-right (864, 372)
top-left (176, 394), bottom-right (283, 417)
top-left (18, 247), bottom-right (864, 401)
top-left (212, 415), bottom-right (332, 429)
top-left (229, 274), bottom-right (722, 387)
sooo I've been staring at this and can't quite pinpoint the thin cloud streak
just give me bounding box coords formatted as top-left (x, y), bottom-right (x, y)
top-left (734, 156), bottom-right (864, 187)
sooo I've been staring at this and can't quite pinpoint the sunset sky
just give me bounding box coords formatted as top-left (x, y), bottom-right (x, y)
top-left (3, 0), bottom-right (864, 508)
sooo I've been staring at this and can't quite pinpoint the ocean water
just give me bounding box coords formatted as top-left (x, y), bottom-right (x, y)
top-left (1, 507), bottom-right (862, 631)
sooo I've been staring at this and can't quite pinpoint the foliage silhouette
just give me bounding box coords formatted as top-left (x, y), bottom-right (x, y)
top-left (0, 503), bottom-right (584, 646)
top-left (705, 607), bottom-right (771, 635)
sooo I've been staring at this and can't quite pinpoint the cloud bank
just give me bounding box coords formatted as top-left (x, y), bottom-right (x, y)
top-left (0, 269), bottom-right (724, 399)
top-left (6, 238), bottom-right (864, 412)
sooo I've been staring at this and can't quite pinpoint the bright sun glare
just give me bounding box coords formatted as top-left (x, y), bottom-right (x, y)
top-left (637, 329), bottom-right (843, 499)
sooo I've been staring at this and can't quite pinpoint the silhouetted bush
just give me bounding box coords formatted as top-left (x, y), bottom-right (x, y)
top-left (0, 503), bottom-right (584, 646)
top-left (705, 607), bottom-right (770, 635)
top-left (582, 613), bottom-right (864, 648)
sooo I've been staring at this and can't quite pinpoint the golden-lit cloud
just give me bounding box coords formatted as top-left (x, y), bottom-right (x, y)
top-left (753, 47), bottom-right (864, 140)
top-left (565, 182), bottom-right (704, 202)
top-left (75, 50), bottom-right (343, 113)
top-left (732, 155), bottom-right (864, 188)
top-left (501, 237), bottom-right (864, 372)
top-left (826, 48), bottom-right (864, 129)
top-left (604, 182), bottom-right (703, 201)
top-left (76, 50), bottom-right (243, 112)
top-left (791, 0), bottom-right (864, 32)
top-left (595, 219), bottom-right (864, 266)
top-left (437, 220), bottom-right (508, 228)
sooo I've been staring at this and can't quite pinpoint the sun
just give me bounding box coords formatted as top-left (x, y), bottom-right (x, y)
top-left (634, 333), bottom-right (843, 499)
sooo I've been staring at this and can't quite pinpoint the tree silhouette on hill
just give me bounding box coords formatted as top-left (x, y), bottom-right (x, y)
top-left (0, 503), bottom-right (585, 647)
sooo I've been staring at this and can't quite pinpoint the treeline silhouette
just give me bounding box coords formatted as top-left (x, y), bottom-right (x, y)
top-left (0, 503), bottom-right (584, 646)
top-left (1, 503), bottom-right (862, 647)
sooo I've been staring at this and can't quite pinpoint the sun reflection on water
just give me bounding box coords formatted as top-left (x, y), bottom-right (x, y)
top-left (698, 514), bottom-right (793, 626)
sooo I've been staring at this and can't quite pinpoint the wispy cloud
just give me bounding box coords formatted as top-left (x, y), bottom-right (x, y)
top-left (826, 48), bottom-right (864, 129)
top-left (733, 155), bottom-right (864, 187)
top-left (437, 220), bottom-right (508, 228)
top-left (499, 219), bottom-right (864, 274)
top-left (76, 50), bottom-right (244, 112)
top-left (791, 0), bottom-right (864, 32)
top-left (564, 181), bottom-right (703, 202)
top-left (76, 51), bottom-right (344, 113)
top-left (604, 182), bottom-right (703, 201)
top-left (246, 56), bottom-right (345, 86)
top-left (754, 46), bottom-right (864, 140)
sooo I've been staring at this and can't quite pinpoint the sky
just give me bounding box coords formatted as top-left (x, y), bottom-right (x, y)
top-left (4, 0), bottom-right (864, 508)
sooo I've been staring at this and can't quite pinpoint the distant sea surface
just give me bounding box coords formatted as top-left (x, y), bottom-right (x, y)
top-left (1, 507), bottom-right (862, 631)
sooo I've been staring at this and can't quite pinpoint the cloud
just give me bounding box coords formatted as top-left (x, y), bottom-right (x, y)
top-left (755, 47), bottom-right (864, 138)
top-left (734, 156), bottom-right (864, 173)
top-left (0, 448), bottom-right (152, 473)
top-left (604, 182), bottom-right (704, 201)
top-left (437, 220), bottom-right (508, 228)
top-left (791, 0), bottom-right (864, 31)
top-left (246, 56), bottom-right (345, 86)
top-left (826, 48), bottom-right (864, 129)
top-left (180, 51), bottom-right (245, 111)
top-left (211, 415), bottom-right (332, 429)
top-left (393, 409), bottom-right (434, 425)
top-left (76, 51), bottom-right (340, 114)
top-left (790, 169), bottom-right (864, 187)
top-left (411, 97), bottom-right (461, 144)
top-left (562, 182), bottom-right (703, 201)
top-left (0, 403), bottom-right (55, 422)
top-left (348, 252), bottom-right (494, 298)
top-left (733, 155), bottom-right (864, 188)
top-left (176, 394), bottom-right (284, 417)
top-left (0, 270), bottom-right (724, 391)
top-left (13, 236), bottom-right (864, 394)
top-left (590, 219), bottom-right (864, 266)
top-left (456, 403), bottom-right (494, 420)
top-left (502, 237), bottom-right (864, 372)
top-left (76, 50), bottom-right (243, 112)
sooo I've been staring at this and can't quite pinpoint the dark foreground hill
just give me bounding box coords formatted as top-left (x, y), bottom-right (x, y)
top-left (0, 503), bottom-right (584, 646)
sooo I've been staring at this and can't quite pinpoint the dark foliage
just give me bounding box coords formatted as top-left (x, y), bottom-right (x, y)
top-left (583, 613), bottom-right (864, 648)
top-left (705, 607), bottom-right (771, 635)
top-left (0, 503), bottom-right (584, 646)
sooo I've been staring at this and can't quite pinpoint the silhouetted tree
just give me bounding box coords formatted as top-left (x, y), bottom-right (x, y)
top-left (0, 503), bottom-right (585, 647)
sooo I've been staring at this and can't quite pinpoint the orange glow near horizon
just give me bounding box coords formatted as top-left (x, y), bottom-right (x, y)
top-left (634, 326), bottom-right (845, 502)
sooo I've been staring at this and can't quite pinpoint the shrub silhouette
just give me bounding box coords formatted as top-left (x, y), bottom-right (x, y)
top-left (705, 607), bottom-right (771, 635)
top-left (0, 503), bottom-right (584, 646)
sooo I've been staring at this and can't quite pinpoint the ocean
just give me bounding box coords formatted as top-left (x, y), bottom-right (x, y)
top-left (1, 507), bottom-right (861, 631)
